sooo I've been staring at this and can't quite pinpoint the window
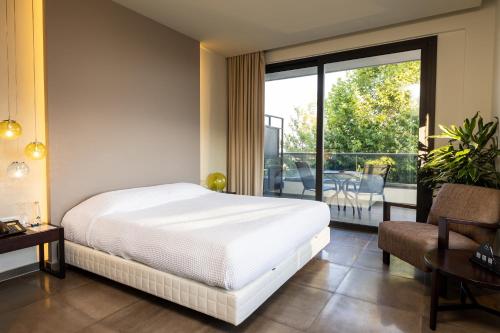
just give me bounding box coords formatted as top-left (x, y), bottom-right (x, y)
top-left (264, 37), bottom-right (437, 228)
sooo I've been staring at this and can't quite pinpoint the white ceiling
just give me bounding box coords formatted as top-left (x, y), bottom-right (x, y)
top-left (113, 0), bottom-right (482, 56)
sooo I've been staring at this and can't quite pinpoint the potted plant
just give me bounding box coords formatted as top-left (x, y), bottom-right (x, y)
top-left (420, 113), bottom-right (499, 191)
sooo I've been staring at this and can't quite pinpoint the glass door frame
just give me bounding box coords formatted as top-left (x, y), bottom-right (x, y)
top-left (265, 37), bottom-right (437, 223)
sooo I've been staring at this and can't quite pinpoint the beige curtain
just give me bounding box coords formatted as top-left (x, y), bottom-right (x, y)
top-left (227, 52), bottom-right (265, 195)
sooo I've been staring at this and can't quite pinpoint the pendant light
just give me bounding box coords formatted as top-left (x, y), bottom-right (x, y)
top-left (0, 119), bottom-right (21, 139)
top-left (25, 0), bottom-right (46, 160)
top-left (7, 161), bottom-right (29, 179)
top-left (0, 0), bottom-right (22, 140)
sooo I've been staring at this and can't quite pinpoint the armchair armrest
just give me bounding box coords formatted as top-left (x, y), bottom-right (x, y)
top-left (383, 201), bottom-right (417, 221)
top-left (438, 217), bottom-right (500, 250)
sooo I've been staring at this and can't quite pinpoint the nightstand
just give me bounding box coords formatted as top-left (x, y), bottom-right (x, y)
top-left (0, 224), bottom-right (65, 278)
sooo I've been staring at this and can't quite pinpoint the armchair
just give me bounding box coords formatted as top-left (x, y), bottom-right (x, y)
top-left (437, 217), bottom-right (500, 250)
top-left (378, 183), bottom-right (500, 271)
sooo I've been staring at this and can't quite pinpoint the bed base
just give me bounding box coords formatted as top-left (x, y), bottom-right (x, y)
top-left (65, 226), bottom-right (330, 325)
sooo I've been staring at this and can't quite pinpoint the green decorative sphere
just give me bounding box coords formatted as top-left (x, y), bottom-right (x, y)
top-left (206, 172), bottom-right (227, 192)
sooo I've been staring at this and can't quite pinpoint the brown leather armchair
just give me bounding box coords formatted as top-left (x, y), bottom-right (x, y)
top-left (378, 183), bottom-right (500, 271)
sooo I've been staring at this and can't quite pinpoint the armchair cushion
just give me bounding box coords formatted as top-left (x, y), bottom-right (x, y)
top-left (427, 184), bottom-right (500, 244)
top-left (378, 221), bottom-right (479, 271)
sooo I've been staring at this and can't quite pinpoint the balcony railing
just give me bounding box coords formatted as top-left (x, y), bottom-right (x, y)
top-left (264, 152), bottom-right (418, 191)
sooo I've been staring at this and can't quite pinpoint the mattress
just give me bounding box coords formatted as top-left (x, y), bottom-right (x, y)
top-left (65, 226), bottom-right (330, 325)
top-left (62, 183), bottom-right (330, 290)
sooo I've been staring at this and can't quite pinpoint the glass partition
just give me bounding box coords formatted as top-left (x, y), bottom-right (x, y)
top-left (264, 67), bottom-right (318, 200)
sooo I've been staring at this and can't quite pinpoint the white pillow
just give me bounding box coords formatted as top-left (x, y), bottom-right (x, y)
top-left (62, 183), bottom-right (210, 244)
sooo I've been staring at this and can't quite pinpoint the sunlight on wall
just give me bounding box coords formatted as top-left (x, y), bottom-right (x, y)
top-left (0, 0), bottom-right (47, 272)
top-left (200, 45), bottom-right (227, 185)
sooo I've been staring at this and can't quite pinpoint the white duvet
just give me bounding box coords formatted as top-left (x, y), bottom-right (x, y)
top-left (62, 183), bottom-right (330, 290)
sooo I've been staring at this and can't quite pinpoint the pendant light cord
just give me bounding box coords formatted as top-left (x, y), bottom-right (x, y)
top-left (4, 0), bottom-right (11, 120)
top-left (31, 0), bottom-right (37, 141)
top-left (13, 0), bottom-right (19, 121)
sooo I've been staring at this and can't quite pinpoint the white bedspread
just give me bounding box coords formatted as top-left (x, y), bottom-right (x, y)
top-left (62, 183), bottom-right (330, 290)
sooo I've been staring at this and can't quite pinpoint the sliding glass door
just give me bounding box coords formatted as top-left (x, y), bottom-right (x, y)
top-left (323, 51), bottom-right (421, 226)
top-left (263, 37), bottom-right (436, 228)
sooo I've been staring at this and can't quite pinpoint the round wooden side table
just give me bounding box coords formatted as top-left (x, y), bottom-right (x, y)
top-left (424, 249), bottom-right (500, 330)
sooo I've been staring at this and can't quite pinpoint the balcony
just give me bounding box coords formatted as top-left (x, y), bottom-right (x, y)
top-left (263, 152), bottom-right (417, 227)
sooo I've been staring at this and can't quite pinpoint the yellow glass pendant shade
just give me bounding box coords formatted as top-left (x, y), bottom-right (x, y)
top-left (0, 119), bottom-right (22, 140)
top-left (25, 141), bottom-right (47, 160)
top-left (206, 172), bottom-right (227, 192)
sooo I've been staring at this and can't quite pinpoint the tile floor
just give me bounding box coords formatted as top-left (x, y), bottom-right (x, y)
top-left (0, 227), bottom-right (499, 333)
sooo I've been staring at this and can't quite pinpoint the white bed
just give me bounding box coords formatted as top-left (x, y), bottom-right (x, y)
top-left (62, 183), bottom-right (330, 325)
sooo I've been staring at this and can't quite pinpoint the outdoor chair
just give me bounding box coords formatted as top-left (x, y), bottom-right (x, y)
top-left (346, 164), bottom-right (391, 218)
top-left (295, 161), bottom-right (337, 203)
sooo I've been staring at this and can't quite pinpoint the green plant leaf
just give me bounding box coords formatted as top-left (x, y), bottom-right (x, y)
top-left (419, 113), bottom-right (499, 190)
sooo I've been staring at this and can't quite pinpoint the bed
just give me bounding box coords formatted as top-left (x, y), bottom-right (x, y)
top-left (62, 183), bottom-right (331, 325)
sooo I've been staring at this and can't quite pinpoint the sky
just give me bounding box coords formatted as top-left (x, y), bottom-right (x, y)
top-left (265, 71), bottom-right (346, 130)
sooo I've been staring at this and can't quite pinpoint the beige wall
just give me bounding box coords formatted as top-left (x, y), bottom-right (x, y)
top-left (0, 0), bottom-right (46, 273)
top-left (266, 0), bottom-right (497, 129)
top-left (45, 0), bottom-right (200, 225)
top-left (200, 46), bottom-right (227, 184)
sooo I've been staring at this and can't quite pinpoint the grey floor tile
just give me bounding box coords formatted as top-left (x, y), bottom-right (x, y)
top-left (93, 298), bottom-right (207, 333)
top-left (308, 294), bottom-right (420, 333)
top-left (258, 282), bottom-right (332, 331)
top-left (54, 281), bottom-right (140, 320)
top-left (336, 267), bottom-right (426, 313)
top-left (0, 276), bottom-right (48, 313)
top-left (21, 268), bottom-right (94, 295)
top-left (196, 315), bottom-right (303, 333)
top-left (319, 244), bottom-right (363, 266)
top-left (291, 259), bottom-right (350, 292)
top-left (353, 249), bottom-right (422, 280)
top-left (0, 296), bottom-right (95, 333)
top-left (421, 310), bottom-right (500, 333)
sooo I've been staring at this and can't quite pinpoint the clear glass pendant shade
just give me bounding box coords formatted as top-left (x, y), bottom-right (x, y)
top-left (25, 141), bottom-right (47, 160)
top-left (7, 161), bottom-right (29, 179)
top-left (0, 119), bottom-right (22, 140)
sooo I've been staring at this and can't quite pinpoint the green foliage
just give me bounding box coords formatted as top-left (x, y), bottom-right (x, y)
top-left (420, 113), bottom-right (500, 190)
top-left (365, 156), bottom-right (396, 166)
top-left (364, 156), bottom-right (397, 177)
top-left (282, 61), bottom-right (420, 183)
top-left (324, 62), bottom-right (420, 153)
top-left (284, 62), bottom-right (420, 154)
top-left (283, 103), bottom-right (317, 152)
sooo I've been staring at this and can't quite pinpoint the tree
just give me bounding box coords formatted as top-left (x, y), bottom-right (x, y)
top-left (323, 61), bottom-right (420, 154)
top-left (282, 61), bottom-right (421, 183)
top-left (283, 102), bottom-right (317, 153)
top-left (283, 61), bottom-right (420, 154)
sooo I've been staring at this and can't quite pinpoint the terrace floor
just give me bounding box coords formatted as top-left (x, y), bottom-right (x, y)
top-left (266, 184), bottom-right (417, 227)
top-left (329, 202), bottom-right (416, 227)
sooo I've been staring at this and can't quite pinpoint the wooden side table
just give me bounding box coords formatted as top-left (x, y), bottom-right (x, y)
top-left (424, 249), bottom-right (500, 330)
top-left (0, 224), bottom-right (65, 278)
